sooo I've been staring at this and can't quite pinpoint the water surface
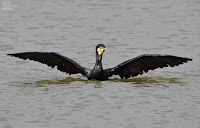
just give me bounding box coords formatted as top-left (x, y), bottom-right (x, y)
top-left (0, 0), bottom-right (200, 128)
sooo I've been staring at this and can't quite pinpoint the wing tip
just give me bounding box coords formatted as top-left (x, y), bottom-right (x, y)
top-left (184, 57), bottom-right (192, 62)
top-left (7, 53), bottom-right (15, 57)
top-left (7, 53), bottom-right (22, 58)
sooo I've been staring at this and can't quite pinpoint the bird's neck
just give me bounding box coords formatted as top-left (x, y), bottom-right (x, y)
top-left (94, 54), bottom-right (103, 70)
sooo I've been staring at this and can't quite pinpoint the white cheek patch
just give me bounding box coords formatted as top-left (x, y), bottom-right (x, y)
top-left (97, 48), bottom-right (103, 55)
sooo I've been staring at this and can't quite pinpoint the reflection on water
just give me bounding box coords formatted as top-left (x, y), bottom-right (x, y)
top-left (18, 76), bottom-right (182, 87)
top-left (110, 76), bottom-right (181, 84)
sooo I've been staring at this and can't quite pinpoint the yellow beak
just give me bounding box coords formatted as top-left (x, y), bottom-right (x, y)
top-left (98, 47), bottom-right (106, 55)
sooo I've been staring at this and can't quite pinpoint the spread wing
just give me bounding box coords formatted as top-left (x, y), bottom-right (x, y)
top-left (8, 52), bottom-right (87, 75)
top-left (106, 54), bottom-right (192, 79)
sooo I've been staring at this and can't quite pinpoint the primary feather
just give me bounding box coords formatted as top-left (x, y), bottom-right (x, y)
top-left (8, 52), bottom-right (87, 75)
top-left (107, 54), bottom-right (192, 79)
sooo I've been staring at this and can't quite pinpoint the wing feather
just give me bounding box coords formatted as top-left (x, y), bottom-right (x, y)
top-left (107, 54), bottom-right (192, 79)
top-left (8, 52), bottom-right (87, 75)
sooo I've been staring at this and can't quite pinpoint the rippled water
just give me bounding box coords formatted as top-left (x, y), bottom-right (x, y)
top-left (0, 0), bottom-right (200, 128)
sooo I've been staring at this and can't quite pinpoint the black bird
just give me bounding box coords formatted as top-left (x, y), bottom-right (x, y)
top-left (8, 44), bottom-right (192, 80)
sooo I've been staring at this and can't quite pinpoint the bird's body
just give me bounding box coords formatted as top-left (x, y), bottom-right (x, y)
top-left (8, 44), bottom-right (192, 80)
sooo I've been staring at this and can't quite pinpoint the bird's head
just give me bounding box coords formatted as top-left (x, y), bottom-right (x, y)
top-left (96, 44), bottom-right (106, 55)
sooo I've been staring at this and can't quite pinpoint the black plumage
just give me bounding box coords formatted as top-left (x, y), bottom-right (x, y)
top-left (7, 52), bottom-right (86, 75)
top-left (106, 54), bottom-right (191, 79)
top-left (8, 44), bottom-right (192, 80)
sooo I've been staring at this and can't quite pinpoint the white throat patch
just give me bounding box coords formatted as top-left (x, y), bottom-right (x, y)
top-left (97, 48), bottom-right (104, 55)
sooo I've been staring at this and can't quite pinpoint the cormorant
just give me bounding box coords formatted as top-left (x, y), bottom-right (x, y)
top-left (8, 44), bottom-right (192, 80)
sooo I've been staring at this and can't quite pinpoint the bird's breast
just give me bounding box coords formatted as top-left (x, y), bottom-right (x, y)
top-left (88, 69), bottom-right (106, 80)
